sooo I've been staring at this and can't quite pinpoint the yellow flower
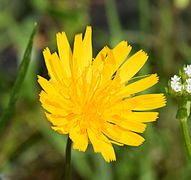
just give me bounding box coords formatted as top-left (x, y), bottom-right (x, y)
top-left (38, 26), bottom-right (166, 162)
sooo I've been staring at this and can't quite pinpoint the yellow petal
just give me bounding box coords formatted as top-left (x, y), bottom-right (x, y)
top-left (52, 115), bottom-right (79, 135)
top-left (93, 46), bottom-right (109, 72)
top-left (37, 76), bottom-right (69, 102)
top-left (112, 41), bottom-right (132, 68)
top-left (73, 33), bottom-right (84, 73)
top-left (103, 114), bottom-right (146, 133)
top-left (100, 50), bottom-right (116, 85)
top-left (39, 91), bottom-right (71, 115)
top-left (50, 79), bottom-right (70, 99)
top-left (51, 126), bottom-right (68, 134)
top-left (103, 114), bottom-right (122, 124)
top-left (125, 94), bottom-right (166, 110)
top-left (119, 120), bottom-right (146, 133)
top-left (69, 126), bottom-right (88, 152)
top-left (119, 50), bottom-right (148, 83)
top-left (104, 124), bottom-right (145, 146)
top-left (104, 101), bottom-right (131, 116)
top-left (43, 48), bottom-right (54, 79)
top-left (87, 129), bottom-right (116, 162)
top-left (100, 41), bottom-right (132, 83)
top-left (83, 26), bottom-right (92, 66)
top-left (43, 49), bottom-right (68, 82)
top-left (123, 112), bottom-right (159, 122)
top-left (118, 74), bottom-right (159, 97)
top-left (56, 32), bottom-right (72, 77)
top-left (51, 52), bottom-right (65, 81)
top-left (45, 113), bottom-right (69, 126)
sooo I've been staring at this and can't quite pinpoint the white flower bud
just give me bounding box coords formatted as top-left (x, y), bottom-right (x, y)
top-left (186, 85), bottom-right (191, 93)
top-left (171, 82), bottom-right (182, 92)
top-left (186, 78), bottom-right (191, 85)
top-left (171, 75), bottom-right (181, 82)
top-left (184, 65), bottom-right (191, 77)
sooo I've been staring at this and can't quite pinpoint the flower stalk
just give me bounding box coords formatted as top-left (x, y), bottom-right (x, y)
top-left (177, 99), bottom-right (191, 162)
top-left (64, 137), bottom-right (72, 180)
top-left (167, 65), bottom-right (191, 163)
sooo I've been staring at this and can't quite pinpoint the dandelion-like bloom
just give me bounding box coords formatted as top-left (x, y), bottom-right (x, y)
top-left (38, 26), bottom-right (166, 162)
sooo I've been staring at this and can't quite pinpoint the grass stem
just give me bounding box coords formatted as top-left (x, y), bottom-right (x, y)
top-left (64, 137), bottom-right (72, 180)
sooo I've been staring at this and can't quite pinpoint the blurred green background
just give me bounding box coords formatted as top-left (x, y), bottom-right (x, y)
top-left (1, 0), bottom-right (191, 179)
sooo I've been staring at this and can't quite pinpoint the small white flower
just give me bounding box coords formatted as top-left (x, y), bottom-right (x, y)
top-left (186, 78), bottom-right (191, 85)
top-left (171, 75), bottom-right (181, 82)
top-left (186, 85), bottom-right (191, 93)
top-left (171, 82), bottom-right (182, 92)
top-left (171, 80), bottom-right (179, 86)
top-left (184, 65), bottom-right (191, 77)
top-left (170, 75), bottom-right (183, 92)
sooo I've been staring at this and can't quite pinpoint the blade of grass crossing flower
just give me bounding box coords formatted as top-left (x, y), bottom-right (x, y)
top-left (0, 23), bottom-right (37, 133)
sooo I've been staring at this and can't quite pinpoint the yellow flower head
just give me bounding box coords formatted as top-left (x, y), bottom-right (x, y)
top-left (38, 26), bottom-right (166, 162)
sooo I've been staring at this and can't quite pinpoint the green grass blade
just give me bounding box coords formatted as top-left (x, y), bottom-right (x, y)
top-left (104, 0), bottom-right (123, 46)
top-left (0, 23), bottom-right (37, 133)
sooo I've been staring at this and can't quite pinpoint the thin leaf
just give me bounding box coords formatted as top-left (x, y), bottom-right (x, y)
top-left (0, 23), bottom-right (37, 133)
